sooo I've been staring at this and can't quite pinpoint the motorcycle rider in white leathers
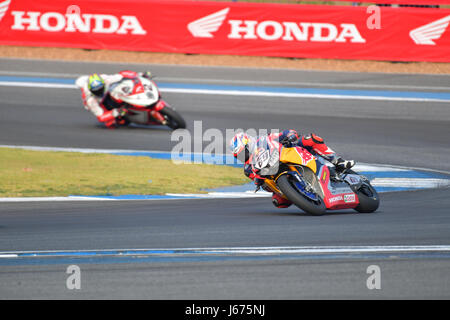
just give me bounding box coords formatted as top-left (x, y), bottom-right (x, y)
top-left (75, 71), bottom-right (152, 128)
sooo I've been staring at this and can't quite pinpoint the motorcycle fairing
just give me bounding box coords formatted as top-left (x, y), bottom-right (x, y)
top-left (109, 77), bottom-right (159, 107)
top-left (317, 164), bottom-right (359, 209)
top-left (280, 146), bottom-right (317, 173)
top-left (123, 109), bottom-right (151, 125)
top-left (119, 70), bottom-right (139, 79)
top-left (260, 144), bottom-right (365, 211)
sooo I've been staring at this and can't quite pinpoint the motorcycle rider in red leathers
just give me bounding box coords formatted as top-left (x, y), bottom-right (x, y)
top-left (230, 130), bottom-right (355, 208)
top-left (75, 71), bottom-right (152, 128)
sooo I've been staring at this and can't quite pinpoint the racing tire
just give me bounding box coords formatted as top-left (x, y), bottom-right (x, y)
top-left (354, 183), bottom-right (380, 213)
top-left (277, 174), bottom-right (326, 216)
top-left (159, 106), bottom-right (186, 130)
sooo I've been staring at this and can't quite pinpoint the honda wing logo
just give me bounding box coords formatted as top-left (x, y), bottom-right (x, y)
top-left (0, 0), bottom-right (11, 23)
top-left (188, 7), bottom-right (229, 38)
top-left (188, 7), bottom-right (365, 43)
top-left (410, 15), bottom-right (450, 45)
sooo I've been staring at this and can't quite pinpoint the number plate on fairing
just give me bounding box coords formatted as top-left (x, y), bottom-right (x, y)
top-left (254, 149), bottom-right (270, 170)
top-left (343, 174), bottom-right (363, 188)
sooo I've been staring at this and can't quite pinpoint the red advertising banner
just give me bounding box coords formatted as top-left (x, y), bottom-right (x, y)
top-left (0, 0), bottom-right (449, 62)
top-left (324, 0), bottom-right (450, 4)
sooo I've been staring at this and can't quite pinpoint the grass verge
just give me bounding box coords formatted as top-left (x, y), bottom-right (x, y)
top-left (0, 148), bottom-right (248, 197)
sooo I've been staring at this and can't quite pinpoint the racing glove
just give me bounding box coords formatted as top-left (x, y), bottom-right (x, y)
top-left (142, 71), bottom-right (152, 79)
top-left (333, 157), bottom-right (355, 173)
top-left (112, 107), bottom-right (128, 118)
top-left (280, 130), bottom-right (299, 147)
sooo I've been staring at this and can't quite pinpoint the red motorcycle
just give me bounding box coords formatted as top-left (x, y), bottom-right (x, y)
top-left (104, 70), bottom-right (186, 130)
top-left (252, 137), bottom-right (380, 215)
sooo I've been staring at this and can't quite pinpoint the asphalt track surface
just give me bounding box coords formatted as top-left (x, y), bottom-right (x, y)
top-left (0, 58), bottom-right (450, 299)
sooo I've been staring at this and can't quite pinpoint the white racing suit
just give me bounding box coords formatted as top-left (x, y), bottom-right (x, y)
top-left (75, 73), bottom-right (125, 128)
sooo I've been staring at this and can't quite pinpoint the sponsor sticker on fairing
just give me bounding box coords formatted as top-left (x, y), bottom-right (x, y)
top-left (344, 194), bottom-right (356, 203)
top-left (328, 195), bottom-right (343, 203)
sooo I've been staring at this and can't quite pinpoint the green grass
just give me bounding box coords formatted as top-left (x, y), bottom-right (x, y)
top-left (0, 148), bottom-right (248, 197)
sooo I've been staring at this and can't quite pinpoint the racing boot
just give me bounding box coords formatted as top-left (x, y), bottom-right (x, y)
top-left (327, 156), bottom-right (355, 181)
top-left (272, 193), bottom-right (292, 208)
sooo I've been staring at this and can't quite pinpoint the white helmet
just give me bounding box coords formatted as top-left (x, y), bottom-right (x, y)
top-left (230, 132), bottom-right (255, 162)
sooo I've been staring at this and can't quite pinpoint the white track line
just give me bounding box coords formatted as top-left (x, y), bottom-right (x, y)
top-left (160, 87), bottom-right (450, 103)
top-left (371, 178), bottom-right (450, 188)
top-left (1, 70), bottom-right (449, 91)
top-left (1, 81), bottom-right (449, 103)
top-left (0, 81), bottom-right (76, 89)
top-left (1, 245), bottom-right (450, 258)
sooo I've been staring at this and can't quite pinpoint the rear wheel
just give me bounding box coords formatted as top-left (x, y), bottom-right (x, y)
top-left (344, 169), bottom-right (379, 213)
top-left (354, 182), bottom-right (380, 213)
top-left (159, 106), bottom-right (186, 130)
top-left (277, 174), bottom-right (326, 216)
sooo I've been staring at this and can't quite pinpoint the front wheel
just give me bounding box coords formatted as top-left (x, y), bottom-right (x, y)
top-left (277, 174), bottom-right (326, 216)
top-left (159, 106), bottom-right (186, 130)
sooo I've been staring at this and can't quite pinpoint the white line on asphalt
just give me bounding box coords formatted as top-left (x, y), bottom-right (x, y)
top-left (0, 144), bottom-right (174, 154)
top-left (0, 81), bottom-right (76, 89)
top-left (1, 81), bottom-right (449, 103)
top-left (1, 70), bottom-right (449, 91)
top-left (159, 88), bottom-right (450, 103)
top-left (1, 245), bottom-right (450, 258)
top-left (0, 196), bottom-right (114, 202)
top-left (371, 178), bottom-right (450, 188)
top-left (158, 77), bottom-right (450, 92)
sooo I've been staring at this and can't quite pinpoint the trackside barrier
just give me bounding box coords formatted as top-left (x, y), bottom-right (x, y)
top-left (310, 1), bottom-right (450, 4)
top-left (0, 0), bottom-right (449, 62)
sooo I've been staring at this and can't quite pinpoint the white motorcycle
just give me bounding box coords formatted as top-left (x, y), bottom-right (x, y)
top-left (104, 70), bottom-right (186, 130)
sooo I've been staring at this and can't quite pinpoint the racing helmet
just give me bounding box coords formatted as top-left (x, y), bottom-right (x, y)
top-left (230, 132), bottom-right (253, 162)
top-left (88, 73), bottom-right (105, 97)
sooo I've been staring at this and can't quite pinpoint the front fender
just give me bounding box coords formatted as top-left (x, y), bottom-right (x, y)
top-left (154, 100), bottom-right (166, 111)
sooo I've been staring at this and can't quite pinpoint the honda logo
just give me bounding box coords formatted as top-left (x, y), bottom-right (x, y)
top-left (187, 7), bottom-right (366, 43)
top-left (0, 0), bottom-right (11, 23)
top-left (410, 15), bottom-right (450, 45)
top-left (10, 5), bottom-right (147, 35)
top-left (187, 7), bottom-right (229, 38)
